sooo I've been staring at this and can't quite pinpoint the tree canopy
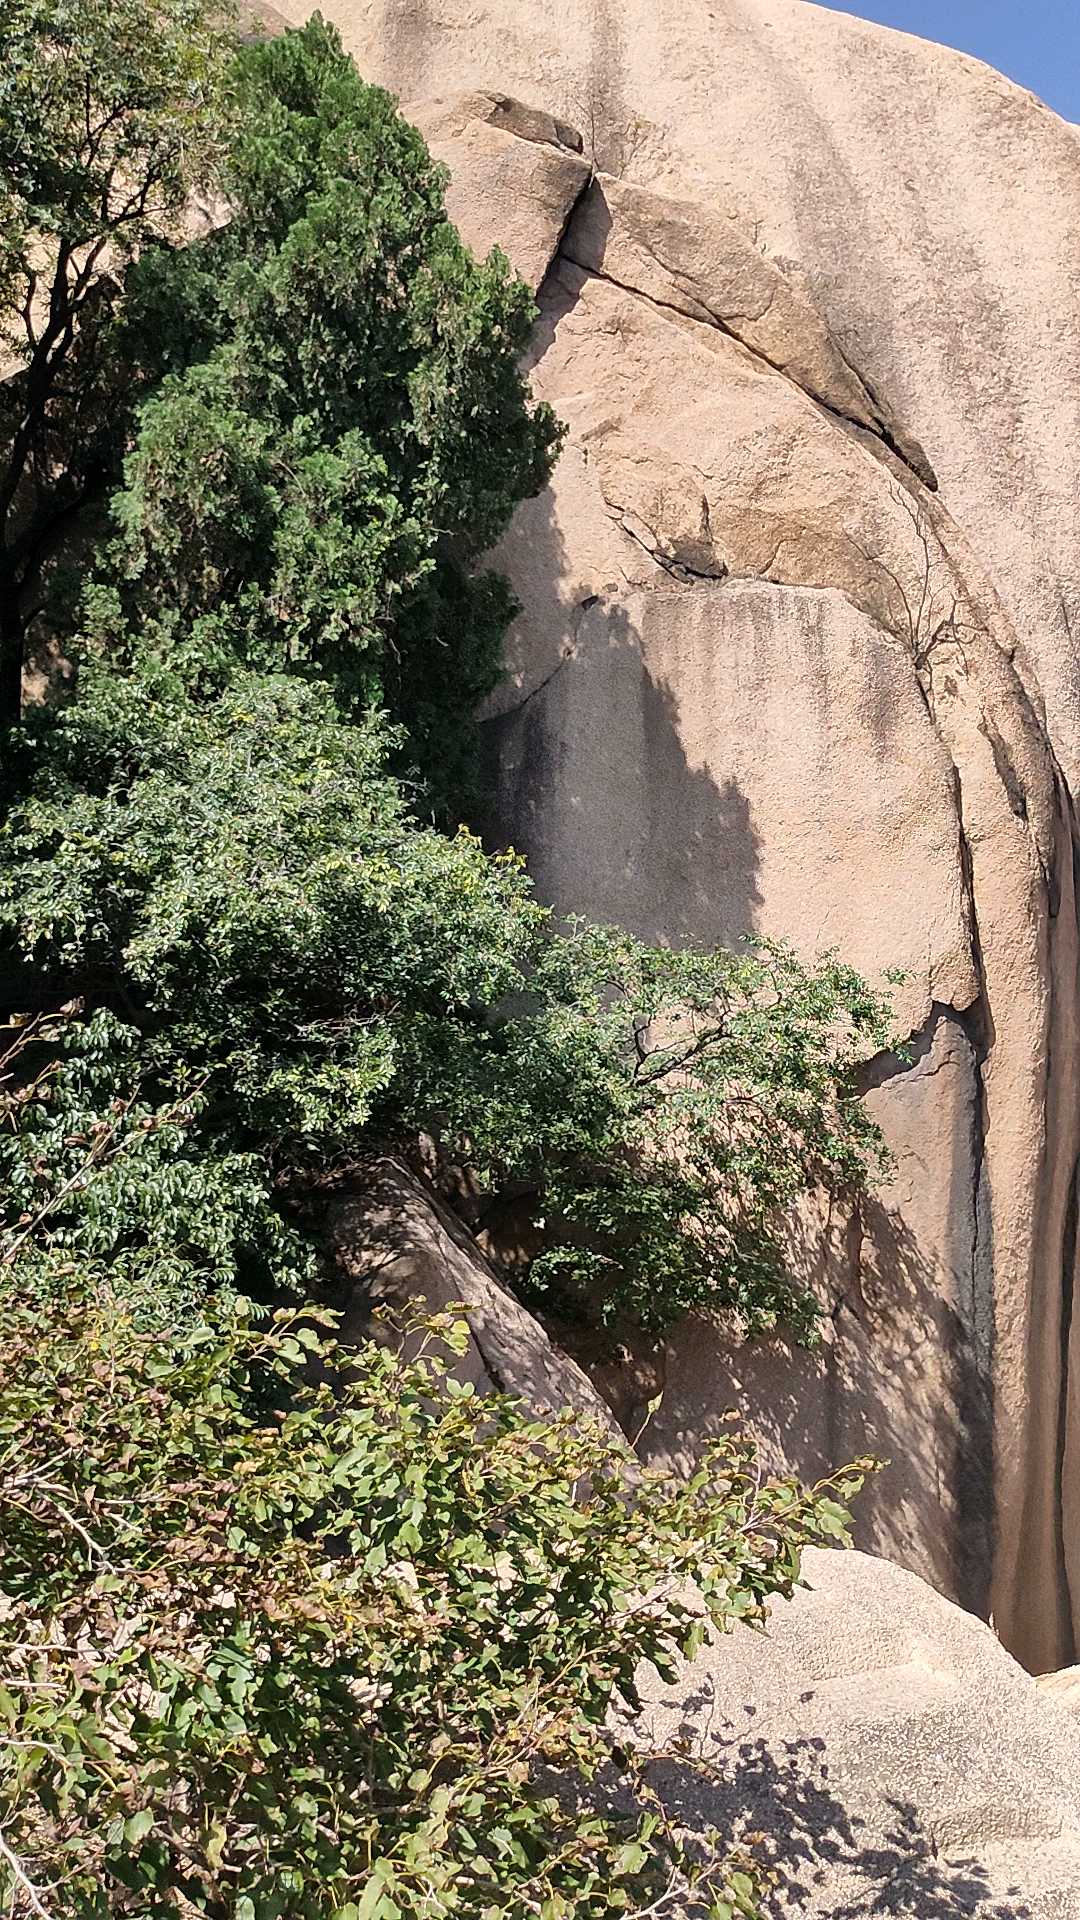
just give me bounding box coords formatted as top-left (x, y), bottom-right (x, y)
top-left (0, 0), bottom-right (232, 725)
top-left (87, 12), bottom-right (560, 804)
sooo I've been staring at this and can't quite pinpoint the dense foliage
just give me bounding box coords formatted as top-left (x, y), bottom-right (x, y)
top-left (0, 1277), bottom-right (867, 1919)
top-left (0, 1002), bottom-right (319, 1323)
top-left (0, 1012), bottom-right (870, 1917)
top-left (1, 1), bottom-right (559, 801)
top-left (419, 923), bottom-right (892, 1337)
top-left (0, 0), bottom-right (233, 724)
top-left (87, 12), bottom-right (560, 805)
top-left (0, 661), bottom-right (891, 1337)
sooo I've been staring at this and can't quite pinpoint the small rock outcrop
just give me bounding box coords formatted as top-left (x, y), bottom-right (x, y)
top-left (278, 0), bottom-right (1080, 1676)
top-left (327, 1156), bottom-right (623, 1437)
top-left (404, 92), bottom-right (590, 292)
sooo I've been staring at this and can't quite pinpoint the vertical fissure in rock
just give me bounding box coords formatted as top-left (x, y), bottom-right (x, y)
top-left (950, 781), bottom-right (995, 1619)
top-left (538, 166), bottom-right (599, 303)
top-left (1054, 1162), bottom-right (1080, 1668)
top-left (952, 990), bottom-right (994, 1618)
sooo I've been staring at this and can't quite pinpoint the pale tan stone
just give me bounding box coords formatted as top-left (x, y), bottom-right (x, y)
top-left (327, 1156), bottom-right (624, 1438)
top-left (626, 1547), bottom-right (1080, 1916)
top-left (564, 173), bottom-right (936, 486)
top-left (276, 0), bottom-right (1080, 786)
top-left (403, 93), bottom-right (589, 290)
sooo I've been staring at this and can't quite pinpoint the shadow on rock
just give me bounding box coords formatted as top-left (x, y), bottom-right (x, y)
top-left (645, 1726), bottom-right (1033, 1918)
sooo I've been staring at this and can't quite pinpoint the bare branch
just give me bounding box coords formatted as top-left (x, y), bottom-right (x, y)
top-left (0, 1824), bottom-right (51, 1919)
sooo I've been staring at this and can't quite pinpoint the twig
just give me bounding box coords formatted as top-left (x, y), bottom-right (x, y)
top-left (0, 1825), bottom-right (51, 1919)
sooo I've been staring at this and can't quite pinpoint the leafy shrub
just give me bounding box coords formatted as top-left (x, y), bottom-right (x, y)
top-left (0, 1278), bottom-right (867, 1918)
top-left (0, 1001), bottom-right (872, 1920)
top-left (0, 1003), bottom-right (319, 1323)
top-left (0, 664), bottom-right (539, 1157)
top-left (410, 922), bottom-right (894, 1337)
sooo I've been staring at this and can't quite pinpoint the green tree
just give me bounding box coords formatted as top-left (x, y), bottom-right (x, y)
top-left (87, 14), bottom-right (560, 804)
top-left (0, 660), bottom-right (891, 1337)
top-left (0, 0), bottom-right (233, 727)
top-left (0, 9), bottom-right (557, 794)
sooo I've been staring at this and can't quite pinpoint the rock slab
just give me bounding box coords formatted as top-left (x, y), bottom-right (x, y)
top-left (327, 1155), bottom-right (624, 1437)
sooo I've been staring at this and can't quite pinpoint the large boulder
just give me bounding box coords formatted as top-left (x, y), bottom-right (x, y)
top-left (632, 1547), bottom-right (1080, 1917)
top-left (278, 0), bottom-right (1080, 1674)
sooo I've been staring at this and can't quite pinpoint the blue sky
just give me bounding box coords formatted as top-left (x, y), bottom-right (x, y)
top-left (815, 1), bottom-right (1080, 122)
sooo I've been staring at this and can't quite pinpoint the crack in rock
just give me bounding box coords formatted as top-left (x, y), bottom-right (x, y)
top-left (604, 497), bottom-right (730, 583)
top-left (561, 229), bottom-right (936, 496)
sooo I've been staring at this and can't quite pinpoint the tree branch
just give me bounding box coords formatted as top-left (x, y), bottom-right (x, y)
top-left (0, 1824), bottom-right (51, 1918)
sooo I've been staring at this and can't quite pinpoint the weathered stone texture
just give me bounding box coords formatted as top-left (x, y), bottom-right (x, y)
top-left (629, 1547), bottom-right (1080, 1917)
top-left (403, 93), bottom-right (589, 291)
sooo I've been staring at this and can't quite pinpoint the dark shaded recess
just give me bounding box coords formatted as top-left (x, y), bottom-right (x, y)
top-left (1053, 1152), bottom-right (1080, 1669)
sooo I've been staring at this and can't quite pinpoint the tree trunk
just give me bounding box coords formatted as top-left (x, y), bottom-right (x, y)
top-left (0, 576), bottom-right (25, 731)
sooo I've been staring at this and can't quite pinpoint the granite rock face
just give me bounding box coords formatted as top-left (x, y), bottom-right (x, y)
top-left (278, 0), bottom-right (1080, 1673)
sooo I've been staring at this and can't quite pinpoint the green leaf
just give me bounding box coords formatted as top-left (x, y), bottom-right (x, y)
top-left (123, 1809), bottom-right (154, 1846)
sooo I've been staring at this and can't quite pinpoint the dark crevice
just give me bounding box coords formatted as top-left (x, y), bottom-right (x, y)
top-left (980, 710), bottom-right (1064, 916)
top-left (981, 714), bottom-right (1030, 826)
top-left (952, 790), bottom-right (995, 1617)
top-left (535, 166), bottom-right (598, 302)
top-left (478, 95), bottom-right (585, 155)
top-left (604, 501), bottom-right (729, 584)
top-left (495, 596), bottom-right (598, 720)
top-left (832, 336), bottom-right (939, 492)
top-left (855, 1001), bottom-right (963, 1095)
top-left (1053, 1151), bottom-right (1080, 1671)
